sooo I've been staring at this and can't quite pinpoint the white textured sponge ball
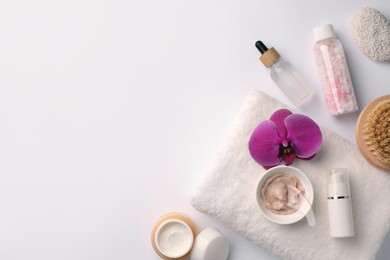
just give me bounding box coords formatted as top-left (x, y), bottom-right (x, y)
top-left (350, 7), bottom-right (390, 62)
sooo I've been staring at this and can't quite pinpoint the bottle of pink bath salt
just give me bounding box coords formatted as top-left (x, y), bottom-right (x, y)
top-left (313, 24), bottom-right (358, 116)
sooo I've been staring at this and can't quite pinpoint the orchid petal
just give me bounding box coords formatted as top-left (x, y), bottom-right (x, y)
top-left (269, 109), bottom-right (293, 139)
top-left (249, 120), bottom-right (282, 167)
top-left (297, 154), bottom-right (316, 161)
top-left (283, 153), bottom-right (296, 165)
top-left (285, 114), bottom-right (322, 158)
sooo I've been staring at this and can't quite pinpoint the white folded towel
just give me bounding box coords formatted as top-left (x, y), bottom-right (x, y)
top-left (191, 91), bottom-right (390, 260)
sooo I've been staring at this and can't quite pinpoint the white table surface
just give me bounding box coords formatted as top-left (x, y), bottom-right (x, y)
top-left (0, 0), bottom-right (389, 259)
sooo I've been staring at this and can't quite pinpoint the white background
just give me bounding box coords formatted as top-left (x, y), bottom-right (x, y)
top-left (0, 0), bottom-right (389, 259)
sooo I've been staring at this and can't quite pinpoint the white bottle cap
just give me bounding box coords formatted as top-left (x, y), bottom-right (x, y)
top-left (313, 24), bottom-right (336, 42)
top-left (328, 169), bottom-right (350, 197)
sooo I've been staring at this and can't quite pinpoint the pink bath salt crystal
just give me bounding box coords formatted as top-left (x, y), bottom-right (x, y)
top-left (338, 91), bottom-right (347, 100)
top-left (328, 100), bottom-right (337, 112)
top-left (333, 79), bottom-right (341, 91)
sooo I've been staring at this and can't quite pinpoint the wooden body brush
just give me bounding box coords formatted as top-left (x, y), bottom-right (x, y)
top-left (356, 95), bottom-right (390, 171)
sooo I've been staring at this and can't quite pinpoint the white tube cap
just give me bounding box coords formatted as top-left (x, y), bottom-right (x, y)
top-left (191, 228), bottom-right (229, 260)
top-left (313, 24), bottom-right (336, 41)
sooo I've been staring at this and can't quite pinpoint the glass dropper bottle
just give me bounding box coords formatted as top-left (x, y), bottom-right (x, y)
top-left (255, 41), bottom-right (314, 107)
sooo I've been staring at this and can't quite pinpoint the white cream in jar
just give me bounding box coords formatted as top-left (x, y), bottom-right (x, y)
top-left (155, 219), bottom-right (194, 258)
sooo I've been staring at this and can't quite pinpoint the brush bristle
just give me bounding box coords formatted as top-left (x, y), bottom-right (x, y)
top-left (363, 99), bottom-right (390, 164)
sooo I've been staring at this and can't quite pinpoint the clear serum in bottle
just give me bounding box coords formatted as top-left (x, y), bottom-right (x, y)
top-left (327, 169), bottom-right (354, 238)
top-left (313, 24), bottom-right (358, 116)
top-left (255, 41), bottom-right (314, 107)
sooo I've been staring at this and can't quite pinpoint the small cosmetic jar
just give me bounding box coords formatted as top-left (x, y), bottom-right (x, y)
top-left (255, 165), bottom-right (314, 224)
top-left (151, 212), bottom-right (230, 260)
top-left (151, 212), bottom-right (197, 260)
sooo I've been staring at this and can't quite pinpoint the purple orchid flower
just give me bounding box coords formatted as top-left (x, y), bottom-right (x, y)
top-left (249, 109), bottom-right (322, 169)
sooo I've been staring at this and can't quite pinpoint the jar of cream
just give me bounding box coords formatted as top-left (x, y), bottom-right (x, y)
top-left (151, 212), bottom-right (197, 260)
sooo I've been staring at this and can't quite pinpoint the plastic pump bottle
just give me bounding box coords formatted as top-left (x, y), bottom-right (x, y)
top-left (313, 24), bottom-right (358, 116)
top-left (327, 169), bottom-right (354, 238)
top-left (255, 41), bottom-right (314, 107)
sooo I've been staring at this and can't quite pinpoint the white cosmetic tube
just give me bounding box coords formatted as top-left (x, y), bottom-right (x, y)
top-left (327, 169), bottom-right (354, 238)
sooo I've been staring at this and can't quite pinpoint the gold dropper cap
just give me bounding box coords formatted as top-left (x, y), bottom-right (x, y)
top-left (256, 41), bottom-right (281, 68)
